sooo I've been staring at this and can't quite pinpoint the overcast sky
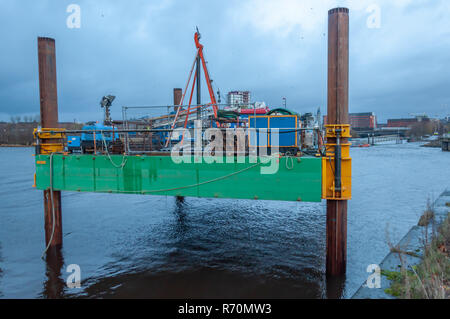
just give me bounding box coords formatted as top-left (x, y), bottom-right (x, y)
top-left (0, 0), bottom-right (449, 123)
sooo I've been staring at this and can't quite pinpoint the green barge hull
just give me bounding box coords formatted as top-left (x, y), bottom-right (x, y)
top-left (35, 154), bottom-right (322, 202)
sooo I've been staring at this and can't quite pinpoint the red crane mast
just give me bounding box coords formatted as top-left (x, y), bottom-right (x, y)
top-left (165, 29), bottom-right (219, 147)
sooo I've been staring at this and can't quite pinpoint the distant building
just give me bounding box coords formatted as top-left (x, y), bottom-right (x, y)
top-left (227, 91), bottom-right (250, 107)
top-left (323, 112), bottom-right (377, 129)
top-left (387, 118), bottom-right (418, 128)
top-left (387, 116), bottom-right (429, 128)
top-left (350, 112), bottom-right (377, 129)
top-left (301, 113), bottom-right (316, 128)
top-left (316, 107), bottom-right (322, 129)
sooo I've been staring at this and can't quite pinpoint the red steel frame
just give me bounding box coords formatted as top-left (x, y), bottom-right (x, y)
top-left (165, 31), bottom-right (219, 147)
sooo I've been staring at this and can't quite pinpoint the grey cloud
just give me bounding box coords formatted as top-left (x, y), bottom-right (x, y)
top-left (0, 0), bottom-right (449, 123)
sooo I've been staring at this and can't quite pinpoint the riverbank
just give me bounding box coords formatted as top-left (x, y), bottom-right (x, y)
top-left (352, 189), bottom-right (450, 299)
top-left (383, 214), bottom-right (449, 298)
top-left (0, 122), bottom-right (82, 146)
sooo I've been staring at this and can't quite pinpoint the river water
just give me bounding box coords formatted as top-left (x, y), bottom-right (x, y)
top-left (0, 143), bottom-right (448, 298)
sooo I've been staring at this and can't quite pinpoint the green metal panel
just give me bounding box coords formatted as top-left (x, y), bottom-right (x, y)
top-left (35, 154), bottom-right (322, 202)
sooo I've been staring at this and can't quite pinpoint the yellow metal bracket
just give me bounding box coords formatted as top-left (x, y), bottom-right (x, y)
top-left (322, 124), bottom-right (352, 200)
top-left (33, 128), bottom-right (66, 154)
top-left (324, 124), bottom-right (351, 138)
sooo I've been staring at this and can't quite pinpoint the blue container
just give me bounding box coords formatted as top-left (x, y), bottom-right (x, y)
top-left (248, 115), bottom-right (298, 148)
top-left (248, 116), bottom-right (269, 147)
top-left (268, 116), bottom-right (298, 147)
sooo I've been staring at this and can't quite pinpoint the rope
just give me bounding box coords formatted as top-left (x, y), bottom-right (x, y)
top-left (285, 151), bottom-right (294, 170)
top-left (111, 161), bottom-right (262, 194)
top-left (46, 128), bottom-right (317, 134)
top-left (41, 152), bottom-right (56, 259)
top-left (38, 146), bottom-right (286, 259)
top-left (40, 131), bottom-right (126, 259)
top-left (38, 151), bottom-right (272, 258)
top-left (101, 131), bottom-right (127, 168)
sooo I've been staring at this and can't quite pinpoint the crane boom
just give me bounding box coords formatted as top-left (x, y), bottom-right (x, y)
top-left (165, 29), bottom-right (220, 147)
top-left (194, 31), bottom-right (218, 118)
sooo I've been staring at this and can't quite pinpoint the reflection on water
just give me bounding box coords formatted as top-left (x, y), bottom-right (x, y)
top-left (75, 197), bottom-right (326, 298)
top-left (326, 275), bottom-right (346, 299)
top-left (78, 198), bottom-right (326, 298)
top-left (41, 249), bottom-right (65, 299)
top-left (0, 144), bottom-right (449, 298)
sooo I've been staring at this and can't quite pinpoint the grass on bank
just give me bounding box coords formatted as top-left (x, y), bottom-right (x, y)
top-left (384, 209), bottom-right (449, 299)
